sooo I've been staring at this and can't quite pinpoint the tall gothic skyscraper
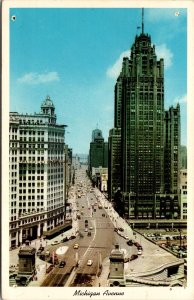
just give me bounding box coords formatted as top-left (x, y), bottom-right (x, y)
top-left (109, 9), bottom-right (180, 219)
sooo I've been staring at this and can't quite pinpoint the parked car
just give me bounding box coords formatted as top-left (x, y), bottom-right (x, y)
top-left (51, 240), bottom-right (60, 246)
top-left (37, 248), bottom-right (44, 256)
top-left (38, 246), bottom-right (44, 251)
top-left (134, 242), bottom-right (141, 248)
top-left (138, 245), bottom-right (143, 250)
top-left (127, 240), bottom-right (133, 246)
top-left (118, 228), bottom-right (124, 232)
top-left (69, 235), bottom-right (76, 240)
top-left (137, 249), bottom-right (142, 255)
top-left (61, 237), bottom-right (69, 243)
top-left (130, 254), bottom-right (138, 261)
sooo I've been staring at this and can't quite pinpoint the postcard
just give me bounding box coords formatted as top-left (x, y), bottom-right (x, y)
top-left (1, 0), bottom-right (194, 299)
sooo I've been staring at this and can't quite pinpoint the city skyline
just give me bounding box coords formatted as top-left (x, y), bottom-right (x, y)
top-left (10, 8), bottom-right (187, 154)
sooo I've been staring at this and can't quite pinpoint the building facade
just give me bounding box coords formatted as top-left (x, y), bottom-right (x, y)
top-left (108, 128), bottom-right (121, 200)
top-left (180, 169), bottom-right (187, 220)
top-left (89, 129), bottom-right (108, 175)
top-left (180, 145), bottom-right (187, 169)
top-left (9, 96), bottom-right (69, 247)
top-left (164, 104), bottom-right (181, 194)
top-left (108, 11), bottom-right (180, 219)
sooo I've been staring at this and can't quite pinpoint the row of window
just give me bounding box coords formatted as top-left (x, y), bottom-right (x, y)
top-left (19, 130), bottom-right (44, 135)
top-left (19, 202), bottom-right (44, 206)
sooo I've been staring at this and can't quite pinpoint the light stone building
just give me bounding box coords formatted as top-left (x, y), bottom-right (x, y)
top-left (9, 96), bottom-right (69, 247)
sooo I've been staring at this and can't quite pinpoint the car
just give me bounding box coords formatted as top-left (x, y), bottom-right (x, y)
top-left (69, 235), bottom-right (76, 240)
top-left (73, 243), bottom-right (79, 249)
top-left (37, 249), bottom-right (43, 256)
top-left (82, 205), bottom-right (84, 208)
top-left (114, 228), bottom-right (118, 232)
top-left (124, 235), bottom-right (129, 240)
top-left (127, 240), bottom-right (133, 246)
top-left (87, 259), bottom-right (93, 266)
top-left (46, 264), bottom-right (54, 273)
top-left (38, 246), bottom-right (44, 251)
top-left (88, 231), bottom-right (91, 236)
top-left (130, 254), bottom-right (138, 261)
top-left (51, 240), bottom-right (60, 246)
top-left (59, 261), bottom-right (66, 268)
top-left (84, 228), bottom-right (88, 232)
top-left (61, 237), bottom-right (69, 243)
top-left (89, 226), bottom-right (93, 230)
top-left (118, 228), bottom-right (124, 232)
top-left (137, 249), bottom-right (142, 255)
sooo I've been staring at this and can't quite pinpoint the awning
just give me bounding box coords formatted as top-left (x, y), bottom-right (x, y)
top-left (43, 221), bottom-right (72, 237)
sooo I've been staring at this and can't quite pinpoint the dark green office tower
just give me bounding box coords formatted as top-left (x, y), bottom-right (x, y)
top-left (108, 128), bottom-right (121, 200)
top-left (115, 11), bottom-right (165, 218)
top-left (89, 129), bottom-right (108, 174)
top-left (164, 104), bottom-right (181, 194)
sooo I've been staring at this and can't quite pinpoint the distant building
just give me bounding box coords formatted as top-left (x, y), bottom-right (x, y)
top-left (89, 129), bottom-right (108, 176)
top-left (164, 105), bottom-right (181, 194)
top-left (180, 145), bottom-right (187, 169)
top-left (92, 128), bottom-right (103, 142)
top-left (91, 167), bottom-right (108, 192)
top-left (108, 128), bottom-right (121, 200)
top-left (180, 169), bottom-right (187, 220)
top-left (9, 96), bottom-right (69, 247)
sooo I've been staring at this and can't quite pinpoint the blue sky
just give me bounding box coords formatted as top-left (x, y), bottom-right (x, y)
top-left (10, 8), bottom-right (187, 154)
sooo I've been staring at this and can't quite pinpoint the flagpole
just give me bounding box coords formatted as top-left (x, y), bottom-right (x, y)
top-left (142, 8), bottom-right (144, 34)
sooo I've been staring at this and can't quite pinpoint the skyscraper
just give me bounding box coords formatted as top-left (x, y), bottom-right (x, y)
top-left (108, 128), bottom-right (121, 200)
top-left (164, 104), bottom-right (181, 194)
top-left (89, 129), bottom-right (108, 173)
top-left (109, 9), bottom-right (180, 219)
top-left (9, 96), bottom-right (69, 247)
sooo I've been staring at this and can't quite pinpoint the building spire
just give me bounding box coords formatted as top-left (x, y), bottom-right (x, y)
top-left (142, 8), bottom-right (144, 34)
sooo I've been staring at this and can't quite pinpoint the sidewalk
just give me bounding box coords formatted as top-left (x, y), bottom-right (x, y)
top-left (9, 194), bottom-right (78, 287)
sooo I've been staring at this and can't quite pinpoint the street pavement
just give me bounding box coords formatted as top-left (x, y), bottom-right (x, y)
top-left (94, 188), bottom-right (180, 277)
top-left (9, 182), bottom-right (180, 286)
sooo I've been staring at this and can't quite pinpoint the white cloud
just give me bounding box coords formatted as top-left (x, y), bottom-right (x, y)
top-left (106, 50), bottom-right (131, 79)
top-left (106, 43), bottom-right (173, 79)
top-left (155, 44), bottom-right (173, 68)
top-left (17, 71), bottom-right (59, 84)
top-left (173, 94), bottom-right (187, 104)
